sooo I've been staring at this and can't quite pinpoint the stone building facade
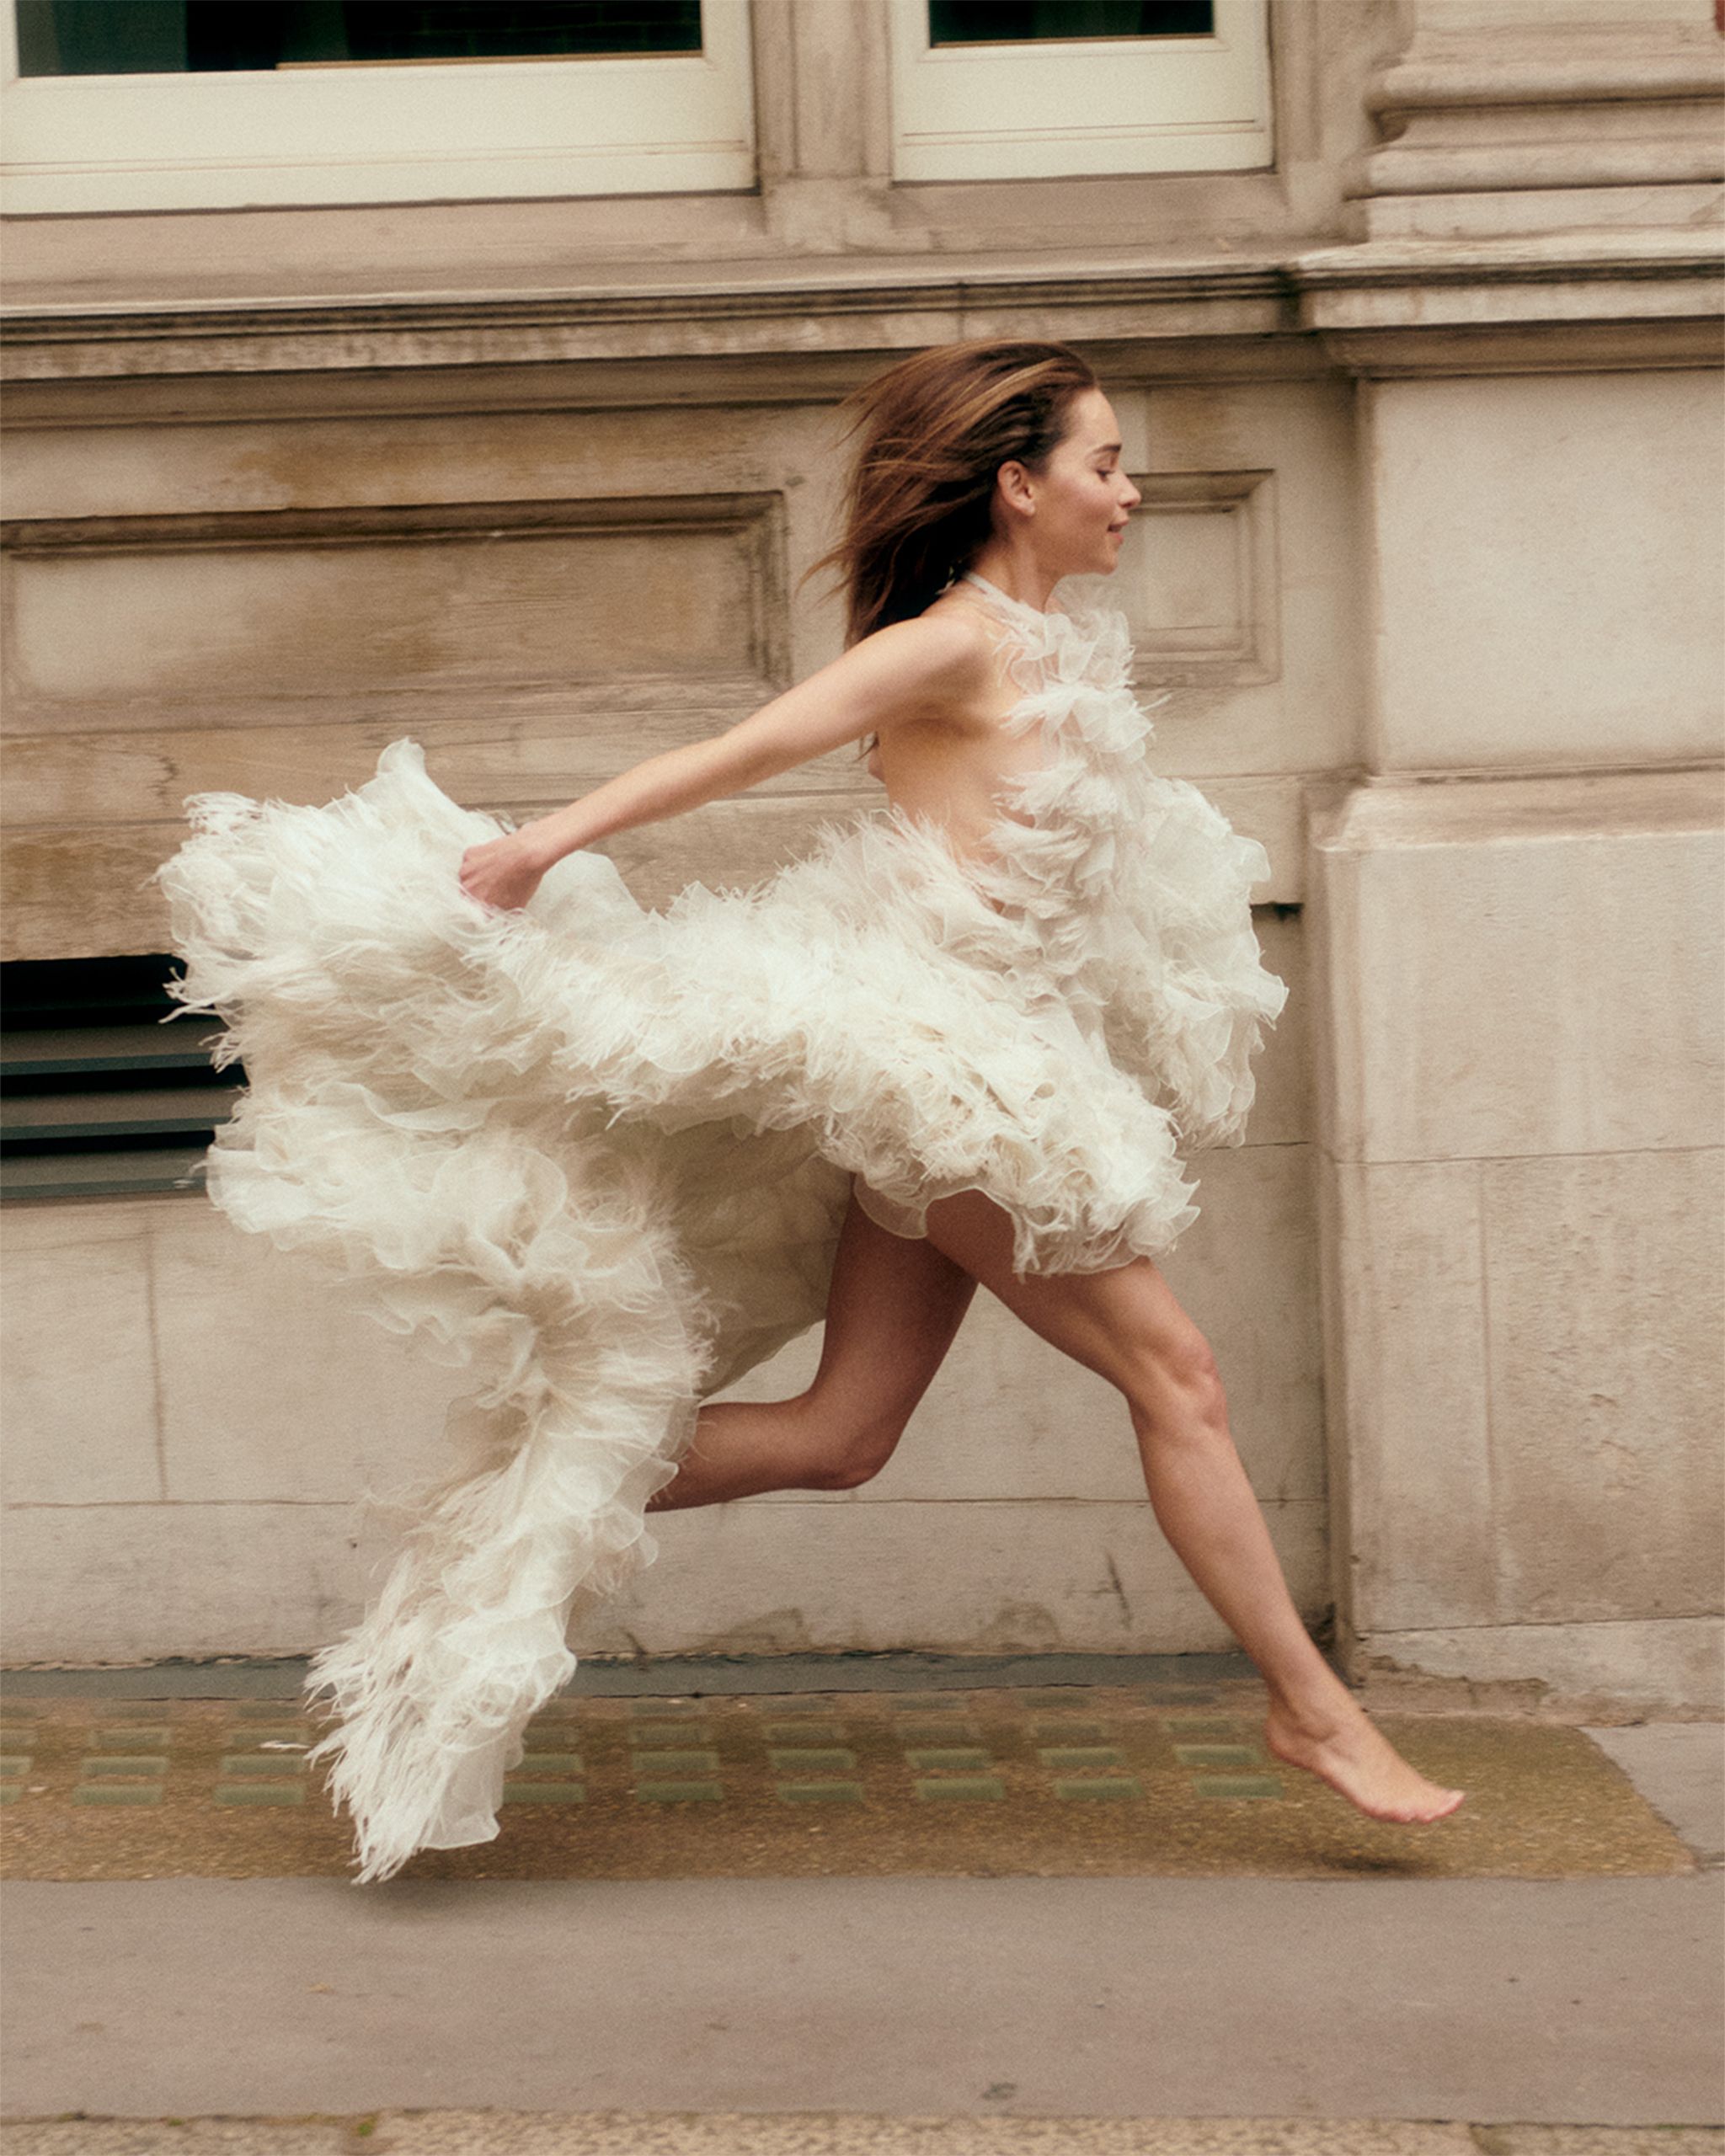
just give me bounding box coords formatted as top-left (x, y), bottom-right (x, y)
top-left (3, 0), bottom-right (1720, 1709)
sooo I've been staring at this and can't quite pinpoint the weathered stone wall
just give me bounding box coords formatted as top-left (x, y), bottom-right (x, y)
top-left (3, 0), bottom-right (1719, 1705)
top-left (0, 371), bottom-right (1339, 1668)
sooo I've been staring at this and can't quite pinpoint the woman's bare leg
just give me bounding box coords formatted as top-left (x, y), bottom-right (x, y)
top-left (921, 1190), bottom-right (1465, 1826)
top-left (649, 1193), bottom-right (977, 1511)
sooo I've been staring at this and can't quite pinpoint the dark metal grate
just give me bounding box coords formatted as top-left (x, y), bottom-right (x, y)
top-left (0, 956), bottom-right (240, 1202)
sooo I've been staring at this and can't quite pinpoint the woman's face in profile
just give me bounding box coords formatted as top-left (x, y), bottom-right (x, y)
top-left (1023, 387), bottom-right (1142, 579)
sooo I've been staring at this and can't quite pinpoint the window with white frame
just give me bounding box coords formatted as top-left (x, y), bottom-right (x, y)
top-left (1, 0), bottom-right (756, 213)
top-left (889, 0), bottom-right (1272, 184)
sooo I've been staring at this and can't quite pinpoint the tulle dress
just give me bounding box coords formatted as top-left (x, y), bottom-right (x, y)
top-left (156, 568), bottom-right (1286, 1881)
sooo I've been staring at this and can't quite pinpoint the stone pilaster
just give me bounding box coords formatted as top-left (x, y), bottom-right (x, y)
top-left (1299, 0), bottom-right (1724, 1710)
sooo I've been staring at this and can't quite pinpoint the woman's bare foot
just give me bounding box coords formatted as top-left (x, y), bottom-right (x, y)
top-left (1263, 1698), bottom-right (1466, 1824)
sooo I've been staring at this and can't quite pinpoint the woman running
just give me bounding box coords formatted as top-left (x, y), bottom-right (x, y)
top-left (162, 339), bottom-right (1462, 1882)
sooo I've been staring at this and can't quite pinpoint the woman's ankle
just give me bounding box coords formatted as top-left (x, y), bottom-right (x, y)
top-left (1263, 1663), bottom-right (1359, 1737)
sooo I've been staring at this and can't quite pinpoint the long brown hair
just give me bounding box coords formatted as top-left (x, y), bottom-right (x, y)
top-left (809, 339), bottom-right (1099, 647)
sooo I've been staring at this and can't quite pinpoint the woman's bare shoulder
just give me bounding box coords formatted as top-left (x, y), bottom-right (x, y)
top-left (851, 605), bottom-right (996, 702)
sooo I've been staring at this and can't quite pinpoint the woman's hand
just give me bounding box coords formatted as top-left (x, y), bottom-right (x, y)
top-left (458, 829), bottom-right (548, 914)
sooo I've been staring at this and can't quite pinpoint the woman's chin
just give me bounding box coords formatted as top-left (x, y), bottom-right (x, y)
top-left (1050, 544), bottom-right (1122, 583)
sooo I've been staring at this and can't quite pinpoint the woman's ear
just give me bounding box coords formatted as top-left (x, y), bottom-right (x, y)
top-left (995, 459), bottom-right (1037, 522)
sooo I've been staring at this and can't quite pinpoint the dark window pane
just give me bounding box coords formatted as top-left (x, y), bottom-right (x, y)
top-left (14, 0), bottom-right (704, 76)
top-left (928, 1), bottom-right (1212, 43)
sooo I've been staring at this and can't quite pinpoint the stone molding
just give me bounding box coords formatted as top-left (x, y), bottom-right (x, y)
top-left (1353, 23), bottom-right (1725, 238)
top-left (0, 254), bottom-right (1290, 340)
top-left (1309, 764), bottom-right (1724, 849)
top-left (0, 254), bottom-right (1313, 423)
top-left (1291, 229), bottom-right (1723, 375)
top-left (2, 232), bottom-right (1719, 424)
top-left (1367, 49), bottom-right (1725, 120)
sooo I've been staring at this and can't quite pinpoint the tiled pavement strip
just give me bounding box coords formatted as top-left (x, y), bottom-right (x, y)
top-left (0, 1677), bottom-right (1698, 1881)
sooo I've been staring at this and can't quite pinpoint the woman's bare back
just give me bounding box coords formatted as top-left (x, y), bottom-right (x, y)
top-left (868, 580), bottom-right (1050, 866)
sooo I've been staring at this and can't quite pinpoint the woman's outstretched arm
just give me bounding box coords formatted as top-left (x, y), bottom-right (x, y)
top-left (458, 612), bottom-right (987, 912)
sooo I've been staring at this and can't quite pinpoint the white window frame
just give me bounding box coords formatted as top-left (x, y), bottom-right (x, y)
top-left (0, 0), bottom-right (756, 213)
top-left (889, 0), bottom-right (1271, 184)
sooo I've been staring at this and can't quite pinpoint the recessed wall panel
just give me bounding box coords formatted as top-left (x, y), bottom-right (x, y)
top-left (2, 496), bottom-right (788, 729)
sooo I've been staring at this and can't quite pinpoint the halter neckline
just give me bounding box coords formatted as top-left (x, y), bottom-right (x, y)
top-left (962, 569), bottom-right (1050, 619)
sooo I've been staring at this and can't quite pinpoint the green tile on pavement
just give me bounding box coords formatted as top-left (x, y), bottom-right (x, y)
top-left (1053, 1777), bottom-right (1144, 1801)
top-left (762, 1722), bottom-right (846, 1745)
top-left (73, 1785), bottom-right (163, 1806)
top-left (514, 1753), bottom-right (584, 1774)
top-left (0, 1755), bottom-right (31, 1776)
top-left (0, 1785), bottom-right (22, 1804)
top-left (214, 1782), bottom-right (306, 1806)
top-left (80, 1757), bottom-right (167, 1777)
top-left (629, 1748), bottom-right (719, 1775)
top-left (1174, 1743), bottom-right (1260, 1768)
top-left (767, 1748), bottom-right (856, 1773)
top-left (219, 1754), bottom-right (307, 1777)
top-left (905, 1747), bottom-right (991, 1771)
top-left (92, 1726), bottom-right (170, 1749)
top-left (775, 1781), bottom-right (865, 1803)
top-left (889, 1721), bottom-right (979, 1746)
top-left (633, 1780), bottom-right (724, 1802)
top-left (913, 1775), bottom-right (1006, 1801)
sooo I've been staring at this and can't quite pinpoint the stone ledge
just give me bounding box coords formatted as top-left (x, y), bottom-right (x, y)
top-left (1307, 766), bottom-right (1724, 855)
top-left (0, 251), bottom-right (1295, 376)
top-left (1292, 229), bottom-right (1723, 375)
top-left (1293, 227), bottom-right (1725, 291)
top-left (1368, 45), bottom-right (1725, 120)
top-left (2, 232), bottom-right (1719, 413)
top-left (1354, 1617), bottom-right (1724, 1718)
top-left (1359, 141), bottom-right (1724, 200)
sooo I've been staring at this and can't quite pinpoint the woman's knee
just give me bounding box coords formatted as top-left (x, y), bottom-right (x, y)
top-left (1121, 1323), bottom-right (1230, 1439)
top-left (795, 1397), bottom-right (909, 1491)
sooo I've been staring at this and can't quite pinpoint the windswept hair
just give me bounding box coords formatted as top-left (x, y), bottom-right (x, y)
top-left (809, 339), bottom-right (1099, 647)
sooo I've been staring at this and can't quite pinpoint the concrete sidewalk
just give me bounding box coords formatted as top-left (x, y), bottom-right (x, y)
top-left (3, 1864), bottom-right (1721, 2127)
top-left (1, 2116), bottom-right (1721, 2153)
top-left (2, 1677), bottom-right (1718, 2143)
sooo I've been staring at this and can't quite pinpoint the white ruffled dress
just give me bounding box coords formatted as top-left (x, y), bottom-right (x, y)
top-left (156, 569), bottom-right (1286, 1881)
